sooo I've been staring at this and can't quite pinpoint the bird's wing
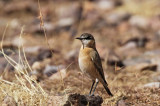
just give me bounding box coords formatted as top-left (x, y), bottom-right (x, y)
top-left (90, 49), bottom-right (106, 82)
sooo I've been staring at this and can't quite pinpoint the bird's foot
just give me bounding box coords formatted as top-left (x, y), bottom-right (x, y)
top-left (91, 93), bottom-right (94, 96)
top-left (88, 93), bottom-right (94, 96)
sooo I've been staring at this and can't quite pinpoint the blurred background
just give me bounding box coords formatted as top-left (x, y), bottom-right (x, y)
top-left (0, 0), bottom-right (160, 105)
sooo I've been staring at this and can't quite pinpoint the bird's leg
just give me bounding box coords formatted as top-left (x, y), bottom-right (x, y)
top-left (89, 80), bottom-right (95, 96)
top-left (91, 78), bottom-right (99, 96)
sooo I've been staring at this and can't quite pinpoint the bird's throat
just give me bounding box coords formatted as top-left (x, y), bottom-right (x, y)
top-left (82, 43), bottom-right (84, 49)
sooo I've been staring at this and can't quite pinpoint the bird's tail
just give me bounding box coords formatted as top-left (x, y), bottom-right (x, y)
top-left (102, 81), bottom-right (113, 96)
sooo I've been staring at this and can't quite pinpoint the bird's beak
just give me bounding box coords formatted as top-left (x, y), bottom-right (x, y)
top-left (76, 37), bottom-right (82, 40)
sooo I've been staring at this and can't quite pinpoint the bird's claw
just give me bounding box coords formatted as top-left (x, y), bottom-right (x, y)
top-left (91, 94), bottom-right (94, 96)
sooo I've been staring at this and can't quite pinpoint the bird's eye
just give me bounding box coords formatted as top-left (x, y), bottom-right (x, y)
top-left (85, 36), bottom-right (92, 40)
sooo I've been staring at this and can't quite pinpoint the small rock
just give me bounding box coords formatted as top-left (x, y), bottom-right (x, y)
top-left (31, 61), bottom-right (46, 81)
top-left (129, 16), bottom-right (149, 30)
top-left (149, 15), bottom-right (160, 30)
top-left (144, 82), bottom-right (160, 88)
top-left (144, 50), bottom-right (160, 71)
top-left (25, 46), bottom-right (52, 61)
top-left (117, 99), bottom-right (126, 106)
top-left (10, 19), bottom-right (20, 28)
top-left (123, 49), bottom-right (160, 71)
top-left (4, 1), bottom-right (37, 14)
top-left (55, 2), bottom-right (82, 31)
top-left (116, 42), bottom-right (140, 58)
top-left (2, 96), bottom-right (17, 106)
top-left (24, 46), bottom-right (41, 54)
top-left (37, 48), bottom-right (52, 61)
top-left (30, 58), bottom-right (51, 80)
top-left (123, 57), bottom-right (151, 66)
top-left (126, 63), bottom-right (157, 72)
top-left (56, 18), bottom-right (74, 28)
top-left (0, 41), bottom-right (18, 56)
top-left (144, 49), bottom-right (160, 56)
top-left (44, 65), bottom-right (64, 77)
top-left (114, 0), bottom-right (123, 6)
top-left (32, 61), bottom-right (46, 71)
top-left (12, 36), bottom-right (26, 47)
top-left (64, 93), bottom-right (103, 106)
top-left (97, 0), bottom-right (114, 10)
top-left (49, 69), bottom-right (66, 80)
top-left (65, 49), bottom-right (79, 61)
top-left (96, 0), bottom-right (123, 10)
top-left (154, 76), bottom-right (160, 82)
top-left (0, 54), bottom-right (19, 73)
top-left (116, 36), bottom-right (149, 58)
top-left (105, 12), bottom-right (131, 26)
top-left (141, 64), bottom-right (157, 71)
top-left (55, 3), bottom-right (81, 19)
top-left (107, 50), bottom-right (124, 67)
top-left (29, 22), bottom-right (56, 35)
top-left (121, 37), bottom-right (149, 48)
top-left (24, 47), bottom-right (53, 66)
top-left (154, 30), bottom-right (160, 42)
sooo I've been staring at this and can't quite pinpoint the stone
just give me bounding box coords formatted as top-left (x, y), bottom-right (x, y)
top-left (44, 65), bottom-right (64, 77)
top-left (154, 30), bottom-right (160, 42)
top-left (154, 76), bottom-right (160, 82)
top-left (96, 0), bottom-right (123, 10)
top-left (121, 37), bottom-right (149, 48)
top-left (2, 96), bottom-right (17, 106)
top-left (117, 99), bottom-right (126, 106)
top-left (123, 49), bottom-right (160, 71)
top-left (49, 68), bottom-right (66, 80)
top-left (129, 16), bottom-right (149, 30)
top-left (10, 19), bottom-right (20, 28)
top-left (64, 93), bottom-right (103, 106)
top-left (28, 22), bottom-right (56, 35)
top-left (12, 36), bottom-right (26, 47)
top-left (56, 18), bottom-right (74, 28)
top-left (149, 15), bottom-right (160, 30)
top-left (65, 49), bottom-right (79, 61)
top-left (140, 64), bottom-right (157, 71)
top-left (105, 12), bottom-right (131, 26)
top-left (55, 2), bottom-right (82, 31)
top-left (116, 41), bottom-right (140, 58)
top-left (123, 57), bottom-right (150, 66)
top-left (25, 46), bottom-right (52, 61)
top-left (97, 0), bottom-right (114, 10)
top-left (144, 82), bottom-right (160, 88)
top-left (107, 50), bottom-right (124, 67)
top-left (4, 1), bottom-right (37, 14)
top-left (24, 46), bottom-right (42, 54)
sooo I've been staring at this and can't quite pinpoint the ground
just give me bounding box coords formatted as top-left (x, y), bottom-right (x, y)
top-left (0, 0), bottom-right (160, 105)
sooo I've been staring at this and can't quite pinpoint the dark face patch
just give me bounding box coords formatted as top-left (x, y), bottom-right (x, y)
top-left (80, 33), bottom-right (94, 40)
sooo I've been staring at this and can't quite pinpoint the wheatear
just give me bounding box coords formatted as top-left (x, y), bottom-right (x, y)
top-left (76, 33), bottom-right (113, 96)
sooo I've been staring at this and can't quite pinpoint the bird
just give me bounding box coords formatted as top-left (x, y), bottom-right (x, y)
top-left (76, 33), bottom-right (113, 96)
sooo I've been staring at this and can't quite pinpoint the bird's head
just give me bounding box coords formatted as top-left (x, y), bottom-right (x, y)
top-left (76, 33), bottom-right (95, 48)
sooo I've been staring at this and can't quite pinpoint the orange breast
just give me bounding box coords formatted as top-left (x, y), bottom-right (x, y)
top-left (78, 46), bottom-right (98, 80)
